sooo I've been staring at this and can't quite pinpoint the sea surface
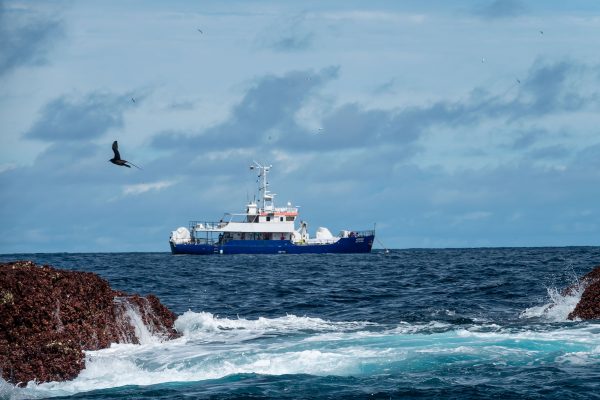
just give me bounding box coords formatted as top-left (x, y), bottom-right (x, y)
top-left (1, 247), bottom-right (600, 399)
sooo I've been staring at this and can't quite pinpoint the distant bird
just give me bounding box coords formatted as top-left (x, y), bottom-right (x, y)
top-left (481, 57), bottom-right (486, 63)
top-left (131, 97), bottom-right (136, 103)
top-left (516, 78), bottom-right (521, 84)
top-left (539, 30), bottom-right (544, 35)
top-left (109, 141), bottom-right (141, 169)
top-left (197, 28), bottom-right (203, 34)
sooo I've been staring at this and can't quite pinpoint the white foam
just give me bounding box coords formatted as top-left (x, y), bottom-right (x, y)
top-left (391, 321), bottom-right (452, 334)
top-left (0, 378), bottom-right (29, 400)
top-left (121, 301), bottom-right (163, 345)
top-left (12, 313), bottom-right (600, 398)
top-left (174, 310), bottom-right (375, 342)
top-left (520, 285), bottom-right (585, 322)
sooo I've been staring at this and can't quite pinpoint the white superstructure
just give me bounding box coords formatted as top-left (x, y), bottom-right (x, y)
top-left (170, 162), bottom-right (344, 246)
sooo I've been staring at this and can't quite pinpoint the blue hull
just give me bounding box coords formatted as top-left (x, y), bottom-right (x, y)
top-left (170, 236), bottom-right (374, 255)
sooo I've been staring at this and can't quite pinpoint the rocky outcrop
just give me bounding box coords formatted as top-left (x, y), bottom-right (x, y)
top-left (0, 261), bottom-right (180, 385)
top-left (568, 265), bottom-right (600, 320)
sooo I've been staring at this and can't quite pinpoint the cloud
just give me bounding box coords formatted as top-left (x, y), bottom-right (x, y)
top-left (122, 180), bottom-right (177, 196)
top-left (508, 129), bottom-right (545, 150)
top-left (372, 78), bottom-right (397, 95)
top-left (518, 60), bottom-right (587, 115)
top-left (452, 211), bottom-right (493, 225)
top-left (149, 58), bottom-right (600, 167)
top-left (261, 13), bottom-right (314, 52)
top-left (271, 33), bottom-right (314, 52)
top-left (0, 3), bottom-right (64, 77)
top-left (24, 92), bottom-right (134, 142)
top-left (528, 145), bottom-right (570, 160)
top-left (395, 59), bottom-right (600, 130)
top-left (166, 100), bottom-right (197, 111)
top-left (0, 163), bottom-right (16, 174)
top-left (286, 103), bottom-right (404, 151)
top-left (474, 0), bottom-right (526, 20)
top-left (151, 66), bottom-right (339, 151)
top-left (319, 11), bottom-right (426, 24)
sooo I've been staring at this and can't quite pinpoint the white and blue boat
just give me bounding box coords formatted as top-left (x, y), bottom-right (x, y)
top-left (169, 162), bottom-right (375, 255)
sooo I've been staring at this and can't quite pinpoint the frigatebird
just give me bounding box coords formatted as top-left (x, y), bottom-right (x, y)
top-left (109, 141), bottom-right (141, 169)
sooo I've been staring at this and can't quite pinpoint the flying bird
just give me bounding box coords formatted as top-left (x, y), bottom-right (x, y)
top-left (109, 141), bottom-right (141, 169)
top-left (131, 97), bottom-right (136, 103)
top-left (197, 28), bottom-right (203, 34)
top-left (539, 30), bottom-right (544, 35)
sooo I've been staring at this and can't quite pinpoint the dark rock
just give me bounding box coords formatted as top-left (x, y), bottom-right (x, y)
top-left (568, 265), bottom-right (600, 320)
top-left (0, 261), bottom-right (180, 385)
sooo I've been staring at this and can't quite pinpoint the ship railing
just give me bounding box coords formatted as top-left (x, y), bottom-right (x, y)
top-left (273, 207), bottom-right (298, 213)
top-left (191, 237), bottom-right (218, 245)
top-left (353, 230), bottom-right (375, 237)
top-left (189, 220), bottom-right (228, 231)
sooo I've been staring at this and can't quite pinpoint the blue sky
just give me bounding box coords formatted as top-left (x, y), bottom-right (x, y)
top-left (1, 0), bottom-right (599, 252)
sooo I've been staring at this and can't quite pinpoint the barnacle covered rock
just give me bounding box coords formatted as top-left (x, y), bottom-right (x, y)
top-left (0, 261), bottom-right (179, 385)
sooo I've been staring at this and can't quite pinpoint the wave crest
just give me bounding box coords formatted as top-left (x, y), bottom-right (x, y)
top-left (520, 285), bottom-right (585, 321)
top-left (174, 311), bottom-right (374, 339)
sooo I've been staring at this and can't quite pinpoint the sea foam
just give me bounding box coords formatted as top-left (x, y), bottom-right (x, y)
top-left (520, 285), bottom-right (585, 321)
top-left (14, 309), bottom-right (599, 399)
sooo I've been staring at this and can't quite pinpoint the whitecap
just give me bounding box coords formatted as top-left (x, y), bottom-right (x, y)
top-left (520, 285), bottom-right (585, 322)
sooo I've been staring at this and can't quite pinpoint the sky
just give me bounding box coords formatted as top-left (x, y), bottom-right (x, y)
top-left (1, 0), bottom-right (600, 253)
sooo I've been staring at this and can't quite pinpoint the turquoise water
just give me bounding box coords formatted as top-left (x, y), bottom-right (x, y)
top-left (1, 248), bottom-right (599, 399)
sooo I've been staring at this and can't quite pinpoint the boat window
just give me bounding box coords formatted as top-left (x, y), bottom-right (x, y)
top-left (266, 216), bottom-right (271, 221)
top-left (280, 217), bottom-right (284, 222)
top-left (286, 216), bottom-right (294, 221)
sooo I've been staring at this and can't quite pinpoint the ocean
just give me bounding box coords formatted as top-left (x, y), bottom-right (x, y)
top-left (1, 247), bottom-right (599, 399)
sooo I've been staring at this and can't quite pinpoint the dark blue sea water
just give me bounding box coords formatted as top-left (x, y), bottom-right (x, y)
top-left (1, 248), bottom-right (600, 399)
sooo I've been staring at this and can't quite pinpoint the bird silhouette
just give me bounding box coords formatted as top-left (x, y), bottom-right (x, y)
top-left (109, 141), bottom-right (141, 169)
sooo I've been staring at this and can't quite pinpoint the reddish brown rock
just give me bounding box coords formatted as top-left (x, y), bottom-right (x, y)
top-left (0, 261), bottom-right (180, 385)
top-left (568, 265), bottom-right (600, 320)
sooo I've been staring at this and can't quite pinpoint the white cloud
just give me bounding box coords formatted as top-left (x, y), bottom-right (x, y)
top-left (318, 11), bottom-right (426, 24)
top-left (122, 180), bottom-right (177, 196)
top-left (0, 163), bottom-right (17, 174)
top-left (452, 211), bottom-right (493, 225)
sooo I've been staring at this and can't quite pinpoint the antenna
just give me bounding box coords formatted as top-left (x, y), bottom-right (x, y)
top-left (250, 161), bottom-right (274, 211)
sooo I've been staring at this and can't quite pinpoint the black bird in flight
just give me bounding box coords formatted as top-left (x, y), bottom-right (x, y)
top-left (109, 141), bottom-right (141, 169)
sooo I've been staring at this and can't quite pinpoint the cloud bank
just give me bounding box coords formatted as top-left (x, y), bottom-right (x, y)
top-left (0, 3), bottom-right (64, 77)
top-left (24, 92), bottom-right (135, 142)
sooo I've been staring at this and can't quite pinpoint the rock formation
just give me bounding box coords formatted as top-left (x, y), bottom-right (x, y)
top-left (568, 265), bottom-right (600, 320)
top-left (0, 261), bottom-right (179, 385)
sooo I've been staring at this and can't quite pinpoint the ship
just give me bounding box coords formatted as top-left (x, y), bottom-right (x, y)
top-left (169, 162), bottom-right (375, 254)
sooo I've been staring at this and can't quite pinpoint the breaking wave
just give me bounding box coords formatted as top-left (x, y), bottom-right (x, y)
top-left (520, 283), bottom-right (586, 321)
top-left (6, 309), bottom-right (599, 399)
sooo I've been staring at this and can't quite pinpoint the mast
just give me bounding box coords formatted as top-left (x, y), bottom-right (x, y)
top-left (249, 161), bottom-right (274, 211)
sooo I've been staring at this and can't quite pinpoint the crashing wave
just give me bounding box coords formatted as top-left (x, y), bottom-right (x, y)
top-left (520, 284), bottom-right (586, 322)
